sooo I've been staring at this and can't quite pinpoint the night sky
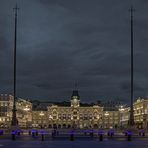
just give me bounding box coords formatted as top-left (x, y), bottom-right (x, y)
top-left (0, 0), bottom-right (148, 103)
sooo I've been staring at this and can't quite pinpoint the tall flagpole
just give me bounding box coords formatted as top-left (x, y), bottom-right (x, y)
top-left (129, 6), bottom-right (135, 127)
top-left (11, 4), bottom-right (19, 127)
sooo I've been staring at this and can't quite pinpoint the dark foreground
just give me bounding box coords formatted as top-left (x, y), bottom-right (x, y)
top-left (0, 129), bottom-right (148, 147)
top-left (0, 140), bottom-right (148, 148)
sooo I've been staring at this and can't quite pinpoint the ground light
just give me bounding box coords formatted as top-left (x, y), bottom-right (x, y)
top-left (11, 130), bottom-right (16, 140)
top-left (70, 130), bottom-right (74, 141)
top-left (107, 129), bottom-right (114, 138)
top-left (127, 131), bottom-right (132, 141)
top-left (98, 130), bottom-right (104, 141)
top-left (41, 131), bottom-right (45, 141)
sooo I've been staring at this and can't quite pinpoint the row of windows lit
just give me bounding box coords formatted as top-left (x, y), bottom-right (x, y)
top-left (0, 102), bottom-right (9, 106)
top-left (0, 118), bottom-right (9, 122)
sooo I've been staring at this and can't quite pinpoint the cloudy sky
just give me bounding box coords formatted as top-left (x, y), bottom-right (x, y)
top-left (0, 0), bottom-right (148, 103)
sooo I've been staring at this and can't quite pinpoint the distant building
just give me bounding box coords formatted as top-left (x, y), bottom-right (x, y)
top-left (32, 100), bottom-right (51, 111)
top-left (119, 106), bottom-right (130, 127)
top-left (133, 98), bottom-right (148, 129)
top-left (32, 111), bottom-right (48, 128)
top-left (46, 90), bottom-right (103, 129)
top-left (16, 98), bottom-right (32, 128)
top-left (119, 98), bottom-right (148, 129)
top-left (0, 94), bottom-right (13, 128)
top-left (0, 94), bottom-right (32, 128)
top-left (101, 100), bottom-right (121, 111)
top-left (1, 92), bottom-right (148, 129)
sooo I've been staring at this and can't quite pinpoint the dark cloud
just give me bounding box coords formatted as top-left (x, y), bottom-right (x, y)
top-left (0, 0), bottom-right (148, 104)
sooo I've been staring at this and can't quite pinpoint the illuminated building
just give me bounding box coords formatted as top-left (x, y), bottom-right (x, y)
top-left (46, 90), bottom-right (103, 129)
top-left (16, 98), bottom-right (32, 128)
top-left (0, 94), bottom-right (13, 128)
top-left (1, 92), bottom-right (148, 129)
top-left (0, 92), bottom-right (123, 129)
top-left (119, 106), bottom-right (130, 127)
top-left (0, 94), bottom-right (32, 128)
top-left (103, 111), bottom-right (120, 129)
top-left (133, 98), bottom-right (148, 129)
top-left (31, 90), bottom-right (121, 129)
top-left (119, 98), bottom-right (148, 129)
top-left (32, 111), bottom-right (48, 128)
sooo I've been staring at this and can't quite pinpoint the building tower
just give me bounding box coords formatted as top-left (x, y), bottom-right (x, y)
top-left (71, 90), bottom-right (80, 107)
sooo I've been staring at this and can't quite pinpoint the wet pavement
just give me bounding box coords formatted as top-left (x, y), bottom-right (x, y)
top-left (0, 140), bottom-right (148, 148)
top-left (0, 129), bottom-right (148, 147)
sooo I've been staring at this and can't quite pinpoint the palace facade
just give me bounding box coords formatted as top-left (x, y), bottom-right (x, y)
top-left (0, 91), bottom-right (148, 129)
top-left (0, 94), bottom-right (32, 128)
top-left (32, 90), bottom-right (120, 129)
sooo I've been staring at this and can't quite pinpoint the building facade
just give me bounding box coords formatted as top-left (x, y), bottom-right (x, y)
top-left (0, 94), bottom-right (32, 128)
top-left (32, 111), bottom-right (48, 128)
top-left (119, 98), bottom-right (148, 129)
top-left (31, 90), bottom-right (104, 129)
top-left (0, 94), bottom-right (13, 128)
top-left (1, 93), bottom-right (148, 129)
top-left (16, 98), bottom-right (32, 128)
top-left (102, 111), bottom-right (120, 129)
top-left (133, 98), bottom-right (148, 129)
top-left (119, 106), bottom-right (130, 128)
